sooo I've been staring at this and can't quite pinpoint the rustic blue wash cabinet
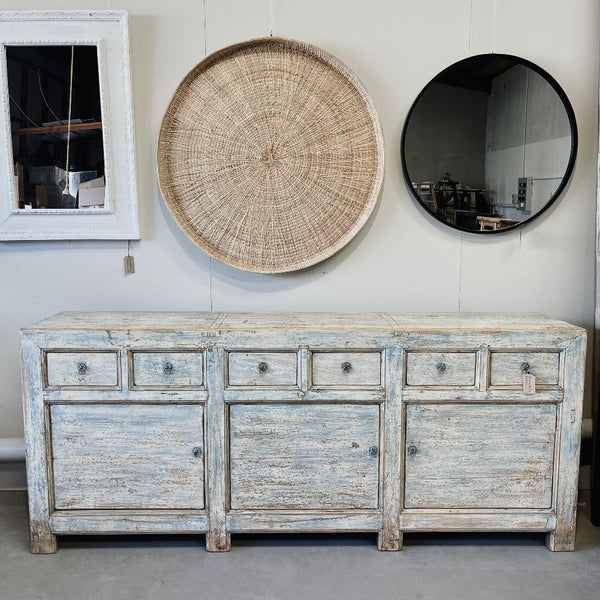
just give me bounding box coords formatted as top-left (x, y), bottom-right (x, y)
top-left (20, 312), bottom-right (586, 552)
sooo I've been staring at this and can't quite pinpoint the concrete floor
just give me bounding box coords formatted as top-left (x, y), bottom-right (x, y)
top-left (1, 492), bottom-right (600, 600)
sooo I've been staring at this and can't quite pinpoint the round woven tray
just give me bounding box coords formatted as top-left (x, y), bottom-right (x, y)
top-left (157, 37), bottom-right (384, 273)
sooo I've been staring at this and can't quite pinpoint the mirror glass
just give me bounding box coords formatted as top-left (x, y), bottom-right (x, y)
top-left (6, 45), bottom-right (105, 210)
top-left (401, 54), bottom-right (577, 233)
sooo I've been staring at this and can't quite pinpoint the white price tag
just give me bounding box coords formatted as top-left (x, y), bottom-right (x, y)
top-left (522, 373), bottom-right (536, 394)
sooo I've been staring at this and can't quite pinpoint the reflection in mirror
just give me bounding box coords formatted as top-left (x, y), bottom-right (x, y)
top-left (6, 45), bottom-right (105, 210)
top-left (402, 54), bottom-right (577, 233)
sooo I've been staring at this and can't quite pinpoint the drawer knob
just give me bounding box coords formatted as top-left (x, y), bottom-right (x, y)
top-left (521, 362), bottom-right (531, 374)
top-left (341, 361), bottom-right (353, 374)
top-left (407, 444), bottom-right (418, 456)
top-left (368, 445), bottom-right (378, 457)
top-left (192, 446), bottom-right (202, 458)
top-left (436, 362), bottom-right (447, 375)
top-left (164, 362), bottom-right (174, 374)
top-left (258, 361), bottom-right (269, 374)
top-left (77, 362), bottom-right (88, 375)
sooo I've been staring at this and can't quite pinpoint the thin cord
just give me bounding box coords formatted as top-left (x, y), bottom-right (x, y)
top-left (64, 46), bottom-right (75, 196)
top-left (9, 95), bottom-right (39, 128)
top-left (37, 68), bottom-right (63, 124)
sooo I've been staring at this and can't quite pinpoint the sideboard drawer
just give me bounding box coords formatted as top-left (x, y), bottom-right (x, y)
top-left (406, 351), bottom-right (477, 386)
top-left (227, 351), bottom-right (298, 387)
top-left (229, 403), bottom-right (380, 510)
top-left (50, 404), bottom-right (205, 510)
top-left (490, 352), bottom-right (560, 387)
top-left (45, 351), bottom-right (119, 388)
top-left (311, 351), bottom-right (382, 387)
top-left (131, 351), bottom-right (204, 388)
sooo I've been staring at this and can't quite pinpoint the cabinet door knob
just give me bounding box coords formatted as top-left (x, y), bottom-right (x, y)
top-left (368, 445), bottom-right (378, 457)
top-left (258, 361), bottom-right (269, 374)
top-left (436, 362), bottom-right (447, 375)
top-left (164, 362), bottom-right (174, 374)
top-left (521, 362), bottom-right (531, 374)
top-left (77, 362), bottom-right (87, 375)
top-left (407, 444), bottom-right (418, 456)
top-left (192, 446), bottom-right (202, 457)
top-left (341, 361), bottom-right (353, 374)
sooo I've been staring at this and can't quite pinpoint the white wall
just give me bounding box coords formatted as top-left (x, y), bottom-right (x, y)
top-left (1, 0), bottom-right (598, 487)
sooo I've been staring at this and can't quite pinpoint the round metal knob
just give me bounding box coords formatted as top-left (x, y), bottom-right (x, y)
top-left (521, 362), bottom-right (531, 374)
top-left (436, 362), bottom-right (447, 375)
top-left (258, 362), bottom-right (269, 374)
top-left (192, 446), bottom-right (202, 458)
top-left (368, 445), bottom-right (378, 457)
top-left (341, 362), bottom-right (353, 374)
top-left (407, 444), bottom-right (418, 456)
top-left (77, 362), bottom-right (87, 375)
top-left (164, 362), bottom-right (174, 374)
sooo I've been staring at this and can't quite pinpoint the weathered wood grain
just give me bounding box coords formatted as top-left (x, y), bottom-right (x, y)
top-left (229, 404), bottom-right (380, 510)
top-left (399, 512), bottom-right (556, 531)
top-left (50, 513), bottom-right (208, 534)
top-left (21, 336), bottom-right (57, 553)
top-left (227, 511), bottom-right (381, 532)
top-left (227, 351), bottom-right (298, 387)
top-left (205, 347), bottom-right (230, 552)
top-left (22, 311), bottom-right (584, 334)
top-left (378, 345), bottom-right (403, 550)
top-left (405, 351), bottom-right (477, 386)
top-left (131, 351), bottom-right (204, 388)
top-left (20, 312), bottom-right (586, 552)
top-left (547, 334), bottom-right (586, 550)
top-left (404, 404), bottom-right (556, 509)
top-left (51, 404), bottom-right (205, 510)
top-left (402, 389), bottom-right (562, 403)
top-left (45, 351), bottom-right (119, 388)
top-left (311, 351), bottom-right (382, 387)
top-left (490, 351), bottom-right (560, 387)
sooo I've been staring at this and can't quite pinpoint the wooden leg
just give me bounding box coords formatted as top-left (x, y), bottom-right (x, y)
top-left (377, 530), bottom-right (402, 551)
top-left (546, 529), bottom-right (576, 552)
top-left (30, 526), bottom-right (58, 554)
top-left (206, 528), bottom-right (231, 552)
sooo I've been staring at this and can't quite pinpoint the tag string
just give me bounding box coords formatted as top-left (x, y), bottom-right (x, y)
top-left (64, 46), bottom-right (75, 196)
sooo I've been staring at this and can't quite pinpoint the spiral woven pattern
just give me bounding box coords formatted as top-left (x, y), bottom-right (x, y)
top-left (157, 37), bottom-right (384, 273)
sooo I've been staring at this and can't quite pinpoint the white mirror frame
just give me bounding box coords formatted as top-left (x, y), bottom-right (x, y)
top-left (0, 10), bottom-right (139, 240)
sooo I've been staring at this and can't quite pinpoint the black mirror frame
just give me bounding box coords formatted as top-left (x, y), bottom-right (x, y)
top-left (400, 53), bottom-right (578, 235)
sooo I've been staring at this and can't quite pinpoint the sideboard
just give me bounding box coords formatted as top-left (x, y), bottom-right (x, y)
top-left (20, 312), bottom-right (586, 553)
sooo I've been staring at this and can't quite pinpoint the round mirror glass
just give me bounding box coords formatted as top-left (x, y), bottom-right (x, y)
top-left (401, 54), bottom-right (577, 233)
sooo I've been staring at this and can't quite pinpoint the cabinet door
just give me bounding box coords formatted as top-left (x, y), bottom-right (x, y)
top-left (51, 404), bottom-right (205, 510)
top-left (404, 404), bottom-right (557, 509)
top-left (229, 404), bottom-right (380, 510)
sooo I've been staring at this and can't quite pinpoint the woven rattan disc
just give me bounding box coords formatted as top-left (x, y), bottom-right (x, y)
top-left (157, 37), bottom-right (384, 273)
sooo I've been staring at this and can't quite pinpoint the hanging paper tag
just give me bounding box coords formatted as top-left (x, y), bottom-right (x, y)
top-left (124, 255), bottom-right (135, 274)
top-left (522, 373), bottom-right (536, 394)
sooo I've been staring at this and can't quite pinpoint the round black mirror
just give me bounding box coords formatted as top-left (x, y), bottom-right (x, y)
top-left (401, 54), bottom-right (577, 233)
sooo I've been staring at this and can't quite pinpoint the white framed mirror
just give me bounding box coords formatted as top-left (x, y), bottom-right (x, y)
top-left (0, 11), bottom-right (139, 240)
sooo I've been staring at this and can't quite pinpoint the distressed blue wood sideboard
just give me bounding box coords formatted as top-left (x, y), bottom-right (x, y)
top-left (20, 312), bottom-right (586, 552)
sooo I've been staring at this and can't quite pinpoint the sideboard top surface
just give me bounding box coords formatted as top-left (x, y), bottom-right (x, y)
top-left (21, 311), bottom-right (585, 335)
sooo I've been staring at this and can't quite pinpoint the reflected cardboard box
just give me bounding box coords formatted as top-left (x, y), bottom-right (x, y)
top-left (78, 177), bottom-right (105, 209)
